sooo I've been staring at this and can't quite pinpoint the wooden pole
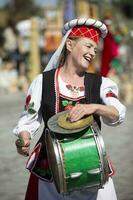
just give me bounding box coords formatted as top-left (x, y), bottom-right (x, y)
top-left (28, 17), bottom-right (40, 83)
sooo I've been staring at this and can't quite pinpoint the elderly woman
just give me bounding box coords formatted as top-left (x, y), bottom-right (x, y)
top-left (13, 18), bottom-right (126, 200)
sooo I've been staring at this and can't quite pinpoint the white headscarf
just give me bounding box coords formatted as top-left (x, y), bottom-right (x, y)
top-left (44, 18), bottom-right (108, 72)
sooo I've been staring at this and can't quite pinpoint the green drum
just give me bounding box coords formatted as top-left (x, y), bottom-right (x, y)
top-left (45, 123), bottom-right (109, 194)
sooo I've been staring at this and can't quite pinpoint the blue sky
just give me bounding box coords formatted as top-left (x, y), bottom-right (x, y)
top-left (0, 0), bottom-right (57, 7)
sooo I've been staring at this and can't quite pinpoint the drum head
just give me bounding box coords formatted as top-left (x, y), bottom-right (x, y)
top-left (47, 111), bottom-right (90, 134)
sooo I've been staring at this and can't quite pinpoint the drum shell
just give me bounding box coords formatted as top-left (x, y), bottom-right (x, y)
top-left (62, 129), bottom-right (101, 191)
top-left (45, 126), bottom-right (108, 194)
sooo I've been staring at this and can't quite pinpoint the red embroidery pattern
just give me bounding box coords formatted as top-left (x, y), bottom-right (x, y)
top-left (106, 91), bottom-right (118, 98)
top-left (24, 95), bottom-right (36, 114)
top-left (25, 95), bottom-right (31, 109)
top-left (62, 100), bottom-right (74, 110)
top-left (66, 84), bottom-right (85, 93)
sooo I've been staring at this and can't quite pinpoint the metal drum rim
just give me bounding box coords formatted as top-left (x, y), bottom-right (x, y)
top-left (92, 123), bottom-right (108, 187)
top-left (45, 130), bottom-right (67, 193)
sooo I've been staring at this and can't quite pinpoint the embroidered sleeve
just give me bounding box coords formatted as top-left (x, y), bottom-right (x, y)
top-left (100, 77), bottom-right (126, 126)
top-left (13, 74), bottom-right (43, 138)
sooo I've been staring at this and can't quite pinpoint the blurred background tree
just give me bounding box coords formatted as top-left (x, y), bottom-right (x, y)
top-left (0, 0), bottom-right (43, 27)
top-left (113, 0), bottom-right (133, 18)
top-left (8, 0), bottom-right (36, 20)
top-left (1, 0), bottom-right (133, 27)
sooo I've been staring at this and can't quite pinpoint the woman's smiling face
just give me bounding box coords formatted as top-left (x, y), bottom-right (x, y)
top-left (67, 37), bottom-right (98, 72)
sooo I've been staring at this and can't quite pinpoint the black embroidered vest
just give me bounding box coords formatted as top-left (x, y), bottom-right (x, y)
top-left (41, 69), bottom-right (102, 129)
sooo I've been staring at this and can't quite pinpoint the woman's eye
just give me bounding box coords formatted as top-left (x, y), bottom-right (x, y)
top-left (95, 48), bottom-right (98, 54)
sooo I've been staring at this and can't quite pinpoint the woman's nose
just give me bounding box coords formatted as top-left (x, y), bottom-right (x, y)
top-left (90, 48), bottom-right (96, 57)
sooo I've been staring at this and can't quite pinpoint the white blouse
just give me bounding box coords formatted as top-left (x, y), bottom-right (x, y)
top-left (13, 73), bottom-right (126, 138)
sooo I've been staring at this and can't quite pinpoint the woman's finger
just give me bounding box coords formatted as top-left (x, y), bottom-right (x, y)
top-left (17, 147), bottom-right (29, 157)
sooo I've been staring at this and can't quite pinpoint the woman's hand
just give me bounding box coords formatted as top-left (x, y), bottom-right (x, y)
top-left (69, 104), bottom-right (97, 122)
top-left (69, 103), bottom-right (119, 123)
top-left (15, 131), bottom-right (31, 157)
